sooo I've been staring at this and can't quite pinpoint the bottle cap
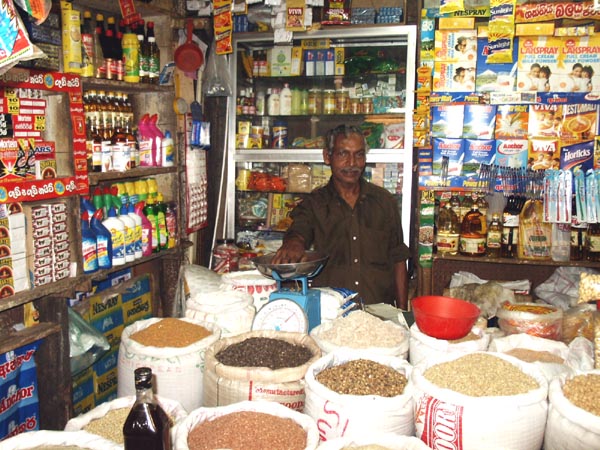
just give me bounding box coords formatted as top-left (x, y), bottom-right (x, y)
top-left (134, 367), bottom-right (153, 389)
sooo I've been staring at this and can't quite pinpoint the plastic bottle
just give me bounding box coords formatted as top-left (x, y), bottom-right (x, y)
top-left (80, 11), bottom-right (95, 77)
top-left (436, 202), bottom-right (460, 255)
top-left (136, 202), bottom-right (154, 257)
top-left (267, 88), bottom-right (280, 115)
top-left (81, 196), bottom-right (96, 219)
top-left (91, 209), bottom-right (112, 270)
top-left (161, 131), bottom-right (174, 167)
top-left (137, 114), bottom-right (153, 166)
top-left (147, 21), bottom-right (160, 84)
top-left (128, 202), bottom-right (143, 259)
top-left (138, 19), bottom-right (149, 83)
top-left (143, 198), bottom-right (159, 253)
top-left (125, 181), bottom-right (137, 205)
top-left (119, 205), bottom-right (136, 263)
top-left (81, 211), bottom-right (98, 274)
top-left (122, 23), bottom-right (140, 83)
top-left (459, 203), bottom-right (486, 257)
top-left (136, 179), bottom-right (149, 203)
top-left (155, 193), bottom-right (169, 251)
top-left (166, 202), bottom-right (177, 248)
top-left (123, 367), bottom-right (171, 450)
top-left (149, 115), bottom-right (164, 166)
top-left (255, 89), bottom-right (266, 116)
top-left (103, 207), bottom-right (126, 266)
top-left (280, 83), bottom-right (292, 115)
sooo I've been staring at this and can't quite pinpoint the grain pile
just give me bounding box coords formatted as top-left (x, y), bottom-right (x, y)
top-left (504, 348), bottom-right (564, 364)
top-left (317, 311), bottom-right (406, 348)
top-left (130, 318), bottom-right (211, 347)
top-left (423, 353), bottom-right (539, 396)
top-left (215, 337), bottom-right (313, 369)
top-left (563, 374), bottom-right (600, 416)
top-left (82, 408), bottom-right (130, 443)
top-left (187, 411), bottom-right (307, 450)
top-left (342, 446), bottom-right (392, 450)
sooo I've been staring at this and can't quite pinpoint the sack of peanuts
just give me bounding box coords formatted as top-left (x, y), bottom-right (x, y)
top-left (203, 330), bottom-right (321, 410)
top-left (173, 400), bottom-right (320, 450)
top-left (304, 351), bottom-right (414, 441)
top-left (412, 352), bottom-right (548, 450)
top-left (409, 322), bottom-right (490, 367)
top-left (578, 272), bottom-right (600, 303)
top-left (65, 395), bottom-right (187, 444)
top-left (117, 317), bottom-right (220, 412)
top-left (316, 432), bottom-right (430, 450)
top-left (0, 430), bottom-right (120, 450)
top-left (545, 370), bottom-right (600, 450)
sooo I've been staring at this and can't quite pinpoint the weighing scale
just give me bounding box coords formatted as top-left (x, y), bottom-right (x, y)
top-left (252, 251), bottom-right (328, 333)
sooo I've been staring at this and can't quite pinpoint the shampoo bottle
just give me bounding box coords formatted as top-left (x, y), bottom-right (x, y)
top-left (81, 211), bottom-right (98, 274)
top-left (91, 209), bottom-right (112, 270)
top-left (103, 207), bottom-right (126, 266)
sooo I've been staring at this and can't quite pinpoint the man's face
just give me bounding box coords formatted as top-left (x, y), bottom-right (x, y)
top-left (323, 132), bottom-right (367, 186)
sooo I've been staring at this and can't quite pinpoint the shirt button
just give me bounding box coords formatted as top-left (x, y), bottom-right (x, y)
top-left (354, 258), bottom-right (358, 263)
top-left (354, 281), bottom-right (359, 286)
top-left (352, 236), bottom-right (357, 240)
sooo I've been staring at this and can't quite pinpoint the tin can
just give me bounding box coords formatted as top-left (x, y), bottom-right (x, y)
top-left (101, 141), bottom-right (113, 172)
top-left (350, 97), bottom-right (360, 114)
top-left (272, 120), bottom-right (288, 149)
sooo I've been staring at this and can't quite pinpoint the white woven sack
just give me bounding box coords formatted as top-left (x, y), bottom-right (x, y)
top-left (221, 269), bottom-right (277, 310)
top-left (64, 394), bottom-right (188, 444)
top-left (117, 317), bottom-right (220, 412)
top-left (185, 289), bottom-right (255, 337)
top-left (304, 350), bottom-right (414, 441)
top-left (316, 432), bottom-right (429, 450)
top-left (488, 333), bottom-right (572, 381)
top-left (172, 400), bottom-right (320, 450)
top-left (412, 351), bottom-right (548, 450)
top-left (310, 312), bottom-right (410, 359)
top-left (0, 430), bottom-right (121, 450)
top-left (409, 322), bottom-right (490, 366)
top-left (545, 370), bottom-right (600, 450)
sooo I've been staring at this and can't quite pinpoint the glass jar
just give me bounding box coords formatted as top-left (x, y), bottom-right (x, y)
top-left (308, 88), bottom-right (322, 114)
top-left (335, 88), bottom-right (350, 114)
top-left (360, 96), bottom-right (374, 114)
top-left (212, 238), bottom-right (239, 274)
top-left (350, 97), bottom-right (360, 114)
top-left (323, 89), bottom-right (335, 115)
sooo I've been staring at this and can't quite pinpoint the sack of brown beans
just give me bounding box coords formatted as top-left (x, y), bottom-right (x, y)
top-left (409, 323), bottom-right (490, 367)
top-left (316, 432), bottom-right (430, 450)
top-left (172, 399), bottom-right (320, 450)
top-left (545, 370), bottom-right (600, 450)
top-left (411, 352), bottom-right (548, 450)
top-left (203, 330), bottom-right (321, 410)
top-left (117, 317), bottom-right (220, 412)
top-left (304, 351), bottom-right (414, 441)
top-left (64, 394), bottom-right (187, 444)
top-left (185, 289), bottom-right (256, 337)
top-left (0, 430), bottom-right (121, 450)
top-left (310, 310), bottom-right (410, 359)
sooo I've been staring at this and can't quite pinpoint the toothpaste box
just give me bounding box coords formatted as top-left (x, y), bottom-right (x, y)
top-left (462, 104), bottom-right (497, 139)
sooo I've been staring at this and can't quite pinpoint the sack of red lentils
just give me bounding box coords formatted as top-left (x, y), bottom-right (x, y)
top-left (412, 352), bottom-right (548, 450)
top-left (64, 394), bottom-right (187, 444)
top-left (304, 351), bottom-right (414, 441)
top-left (409, 322), bottom-right (490, 366)
top-left (0, 430), bottom-right (121, 449)
top-left (316, 432), bottom-right (430, 449)
top-left (173, 400), bottom-right (320, 450)
top-left (545, 370), bottom-right (600, 450)
top-left (117, 317), bottom-right (220, 412)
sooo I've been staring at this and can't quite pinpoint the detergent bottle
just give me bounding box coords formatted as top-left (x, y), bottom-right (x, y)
top-left (161, 130), bottom-right (174, 167)
top-left (155, 193), bottom-right (169, 251)
top-left (91, 209), bottom-right (112, 270)
top-left (103, 207), bottom-right (126, 266)
top-left (119, 204), bottom-right (136, 263)
top-left (143, 197), bottom-right (159, 253)
top-left (128, 202), bottom-right (143, 259)
top-left (81, 211), bottom-right (98, 274)
top-left (136, 202), bottom-right (153, 257)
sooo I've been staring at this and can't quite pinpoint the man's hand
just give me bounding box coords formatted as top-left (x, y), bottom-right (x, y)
top-left (272, 237), bottom-right (306, 264)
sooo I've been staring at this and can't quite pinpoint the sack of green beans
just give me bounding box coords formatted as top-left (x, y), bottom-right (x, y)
top-left (64, 394), bottom-right (187, 444)
top-left (173, 400), bottom-right (320, 450)
top-left (304, 351), bottom-right (414, 441)
top-left (412, 352), bottom-right (548, 450)
top-left (409, 322), bottom-right (490, 367)
top-left (117, 317), bottom-right (221, 412)
top-left (545, 370), bottom-right (600, 450)
top-left (0, 430), bottom-right (121, 449)
top-left (316, 432), bottom-right (430, 449)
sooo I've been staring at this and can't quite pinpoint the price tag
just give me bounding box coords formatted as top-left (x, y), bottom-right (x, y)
top-left (6, 97), bottom-right (19, 115)
top-left (3, 88), bottom-right (18, 98)
top-left (34, 115), bottom-right (46, 130)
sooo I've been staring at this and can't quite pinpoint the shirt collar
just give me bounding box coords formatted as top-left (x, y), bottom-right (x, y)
top-left (326, 177), bottom-right (375, 202)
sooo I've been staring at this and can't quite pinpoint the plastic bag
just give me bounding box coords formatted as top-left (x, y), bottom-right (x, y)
top-left (535, 266), bottom-right (598, 309)
top-left (69, 307), bottom-right (110, 376)
top-left (202, 43), bottom-right (232, 97)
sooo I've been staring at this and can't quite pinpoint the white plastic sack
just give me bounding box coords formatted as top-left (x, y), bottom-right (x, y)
top-left (534, 266), bottom-right (598, 310)
top-left (65, 394), bottom-right (187, 444)
top-left (545, 370), bottom-right (600, 450)
top-left (412, 352), bottom-right (548, 450)
top-left (449, 270), bottom-right (531, 293)
top-left (175, 263), bottom-right (224, 316)
top-left (117, 317), bottom-right (220, 412)
top-left (173, 400), bottom-right (320, 450)
top-left (185, 289), bottom-right (255, 337)
top-left (304, 351), bottom-right (414, 441)
top-left (409, 323), bottom-right (490, 367)
top-left (221, 269), bottom-right (277, 310)
top-left (0, 430), bottom-right (121, 450)
top-left (316, 433), bottom-right (429, 450)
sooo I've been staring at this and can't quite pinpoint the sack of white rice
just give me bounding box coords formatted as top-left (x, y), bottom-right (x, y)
top-left (316, 432), bottom-right (430, 449)
top-left (0, 430), bottom-right (121, 450)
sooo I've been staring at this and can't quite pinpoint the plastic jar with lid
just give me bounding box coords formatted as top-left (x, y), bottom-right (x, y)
top-left (361, 96), bottom-right (374, 114)
top-left (308, 88), bottom-right (323, 115)
top-left (212, 238), bottom-right (239, 274)
top-left (335, 88), bottom-right (350, 114)
top-left (323, 89), bottom-right (336, 115)
top-left (350, 97), bottom-right (361, 114)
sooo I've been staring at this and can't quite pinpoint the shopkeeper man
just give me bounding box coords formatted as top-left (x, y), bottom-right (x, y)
top-left (273, 124), bottom-right (410, 309)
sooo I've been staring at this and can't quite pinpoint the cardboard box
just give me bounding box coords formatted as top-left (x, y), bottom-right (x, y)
top-left (439, 17), bottom-right (476, 30)
top-left (268, 46), bottom-right (293, 76)
top-left (72, 366), bottom-right (95, 416)
top-left (434, 29), bottom-right (477, 62)
top-left (93, 346), bottom-right (119, 404)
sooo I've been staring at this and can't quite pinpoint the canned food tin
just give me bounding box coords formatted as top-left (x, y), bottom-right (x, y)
top-left (272, 121), bottom-right (288, 149)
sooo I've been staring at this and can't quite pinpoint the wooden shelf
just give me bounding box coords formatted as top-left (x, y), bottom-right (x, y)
top-left (81, 78), bottom-right (174, 94)
top-left (0, 322), bottom-right (62, 354)
top-left (433, 253), bottom-right (600, 269)
top-left (88, 166), bottom-right (178, 185)
top-left (88, 247), bottom-right (182, 282)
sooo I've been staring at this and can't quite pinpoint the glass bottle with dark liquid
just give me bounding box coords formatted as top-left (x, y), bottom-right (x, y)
top-left (123, 367), bottom-right (171, 450)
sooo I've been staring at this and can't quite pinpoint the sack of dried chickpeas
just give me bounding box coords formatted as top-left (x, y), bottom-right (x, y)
top-left (304, 351), bottom-right (414, 441)
top-left (412, 352), bottom-right (548, 450)
top-left (316, 432), bottom-right (430, 450)
top-left (545, 370), bottom-right (600, 450)
top-left (117, 317), bottom-right (221, 412)
top-left (0, 430), bottom-right (121, 450)
top-left (173, 400), bottom-right (320, 450)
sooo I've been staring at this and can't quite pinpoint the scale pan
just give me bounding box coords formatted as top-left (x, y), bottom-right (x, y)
top-left (253, 251), bottom-right (329, 280)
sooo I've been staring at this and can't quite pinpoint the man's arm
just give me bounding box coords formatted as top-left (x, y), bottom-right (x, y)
top-left (272, 234), bottom-right (306, 264)
top-left (394, 260), bottom-right (408, 310)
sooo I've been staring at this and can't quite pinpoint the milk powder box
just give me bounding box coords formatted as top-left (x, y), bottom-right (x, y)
top-left (433, 61), bottom-right (476, 92)
top-left (560, 140), bottom-right (594, 172)
top-left (462, 104), bottom-right (497, 139)
top-left (495, 139), bottom-right (529, 168)
top-left (495, 104), bottom-right (529, 139)
top-left (528, 104), bottom-right (563, 138)
top-left (560, 103), bottom-right (598, 142)
top-left (431, 104), bottom-right (465, 138)
top-left (529, 138), bottom-right (560, 171)
top-left (475, 37), bottom-right (518, 92)
top-left (463, 139), bottom-right (496, 177)
top-left (432, 137), bottom-right (465, 177)
top-left (435, 29), bottom-right (477, 62)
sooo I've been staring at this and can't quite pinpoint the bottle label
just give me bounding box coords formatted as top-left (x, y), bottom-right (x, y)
top-left (101, 141), bottom-right (113, 172)
top-left (501, 226), bottom-right (518, 244)
top-left (96, 236), bottom-right (111, 268)
top-left (459, 236), bottom-right (486, 255)
top-left (133, 224), bottom-right (142, 254)
top-left (82, 240), bottom-right (98, 272)
top-left (81, 33), bottom-right (95, 77)
top-left (487, 230), bottom-right (502, 248)
top-left (436, 232), bottom-right (459, 254)
top-left (112, 143), bottom-right (131, 172)
top-left (123, 40), bottom-right (140, 80)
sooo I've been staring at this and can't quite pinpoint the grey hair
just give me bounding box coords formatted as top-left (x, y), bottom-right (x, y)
top-left (325, 124), bottom-right (368, 156)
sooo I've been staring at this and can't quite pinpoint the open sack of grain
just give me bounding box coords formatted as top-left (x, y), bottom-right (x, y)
top-left (203, 330), bottom-right (321, 410)
top-left (173, 400), bottom-right (320, 450)
top-left (65, 394), bottom-right (187, 444)
top-left (0, 430), bottom-right (121, 450)
top-left (310, 310), bottom-right (409, 359)
top-left (117, 317), bottom-right (221, 412)
top-left (412, 352), bottom-right (548, 450)
top-left (304, 350), bottom-right (414, 441)
top-left (316, 433), bottom-right (430, 450)
top-left (545, 370), bottom-right (600, 450)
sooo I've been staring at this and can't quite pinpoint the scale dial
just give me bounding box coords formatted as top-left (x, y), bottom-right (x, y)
top-left (252, 299), bottom-right (308, 333)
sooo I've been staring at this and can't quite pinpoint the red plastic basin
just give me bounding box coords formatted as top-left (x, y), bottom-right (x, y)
top-left (412, 295), bottom-right (481, 340)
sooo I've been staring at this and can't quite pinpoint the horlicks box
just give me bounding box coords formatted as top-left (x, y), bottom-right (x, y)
top-left (463, 139), bottom-right (495, 177)
top-left (561, 140), bottom-right (594, 173)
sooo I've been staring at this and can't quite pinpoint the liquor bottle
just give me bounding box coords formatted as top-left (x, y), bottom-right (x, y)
top-left (123, 367), bottom-right (171, 450)
top-left (80, 11), bottom-right (94, 77)
top-left (587, 223), bottom-right (600, 262)
top-left (93, 22), bottom-right (105, 78)
top-left (459, 203), bottom-right (486, 257)
top-left (436, 202), bottom-right (460, 255)
top-left (122, 94), bottom-right (138, 169)
top-left (486, 213), bottom-right (502, 258)
top-left (147, 21), bottom-right (160, 84)
top-left (571, 195), bottom-right (587, 261)
top-left (90, 121), bottom-right (103, 173)
top-left (137, 20), bottom-right (149, 83)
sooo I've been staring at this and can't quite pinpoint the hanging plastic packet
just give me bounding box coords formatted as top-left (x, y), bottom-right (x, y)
top-left (0, 0), bottom-right (39, 75)
top-left (543, 169), bottom-right (558, 223)
top-left (440, 0), bottom-right (464, 15)
top-left (562, 169), bottom-right (572, 224)
top-left (574, 167), bottom-right (587, 223)
top-left (487, 0), bottom-right (517, 64)
top-left (586, 168), bottom-right (598, 223)
top-left (13, 0), bottom-right (51, 24)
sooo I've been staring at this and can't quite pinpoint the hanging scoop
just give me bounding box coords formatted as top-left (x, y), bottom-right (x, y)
top-left (174, 19), bottom-right (204, 73)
